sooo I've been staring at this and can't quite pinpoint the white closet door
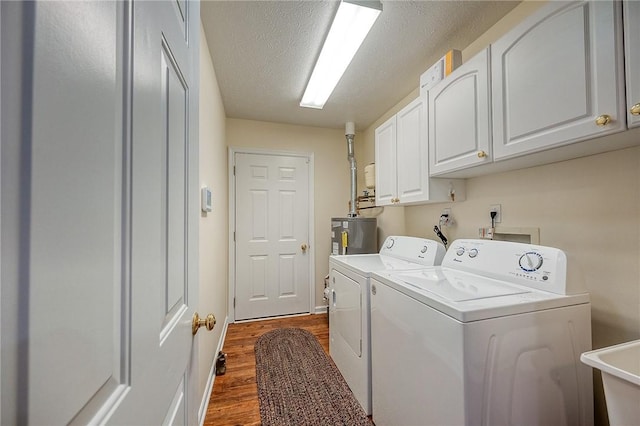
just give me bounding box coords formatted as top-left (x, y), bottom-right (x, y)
top-left (1, 1), bottom-right (202, 424)
top-left (234, 153), bottom-right (311, 321)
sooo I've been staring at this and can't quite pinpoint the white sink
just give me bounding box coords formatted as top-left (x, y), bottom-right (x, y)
top-left (581, 340), bottom-right (640, 426)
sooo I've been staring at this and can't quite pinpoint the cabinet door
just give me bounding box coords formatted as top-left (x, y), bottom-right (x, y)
top-left (396, 97), bottom-right (429, 204)
top-left (429, 48), bottom-right (491, 176)
top-left (624, 1), bottom-right (640, 128)
top-left (492, 1), bottom-right (625, 160)
top-left (375, 115), bottom-right (397, 206)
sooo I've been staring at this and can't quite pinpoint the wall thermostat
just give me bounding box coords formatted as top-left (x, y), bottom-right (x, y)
top-left (201, 187), bottom-right (212, 212)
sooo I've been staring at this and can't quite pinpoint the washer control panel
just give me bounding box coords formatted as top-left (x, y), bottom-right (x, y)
top-left (519, 252), bottom-right (543, 272)
top-left (443, 239), bottom-right (571, 295)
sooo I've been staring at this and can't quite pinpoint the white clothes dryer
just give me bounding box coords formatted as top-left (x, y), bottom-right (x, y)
top-left (370, 239), bottom-right (593, 426)
top-left (328, 236), bottom-right (446, 415)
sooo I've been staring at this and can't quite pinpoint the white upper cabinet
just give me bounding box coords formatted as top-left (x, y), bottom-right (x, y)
top-left (491, 1), bottom-right (625, 161)
top-left (396, 97), bottom-right (430, 204)
top-left (428, 48), bottom-right (491, 176)
top-left (375, 97), bottom-right (464, 206)
top-left (624, 1), bottom-right (640, 128)
top-left (374, 115), bottom-right (397, 206)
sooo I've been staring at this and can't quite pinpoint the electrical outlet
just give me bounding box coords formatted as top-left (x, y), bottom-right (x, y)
top-left (489, 204), bottom-right (502, 223)
top-left (440, 208), bottom-right (454, 227)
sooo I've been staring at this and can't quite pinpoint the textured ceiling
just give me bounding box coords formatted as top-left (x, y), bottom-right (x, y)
top-left (201, 0), bottom-right (520, 131)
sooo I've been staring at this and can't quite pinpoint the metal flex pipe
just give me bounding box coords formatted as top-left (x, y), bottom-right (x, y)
top-left (346, 122), bottom-right (357, 217)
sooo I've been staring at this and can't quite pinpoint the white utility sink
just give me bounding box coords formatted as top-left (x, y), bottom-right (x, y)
top-left (581, 340), bottom-right (640, 426)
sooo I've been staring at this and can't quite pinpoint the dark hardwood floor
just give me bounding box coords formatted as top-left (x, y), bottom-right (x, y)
top-left (203, 313), bottom-right (329, 426)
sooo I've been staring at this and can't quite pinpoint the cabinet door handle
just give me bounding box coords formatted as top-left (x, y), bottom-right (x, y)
top-left (595, 114), bottom-right (611, 126)
top-left (477, 151), bottom-right (487, 158)
top-left (630, 103), bottom-right (640, 116)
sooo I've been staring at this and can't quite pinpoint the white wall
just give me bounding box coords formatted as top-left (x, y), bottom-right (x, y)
top-left (197, 22), bottom-right (228, 418)
top-left (226, 119), bottom-right (351, 306)
top-left (357, 2), bottom-right (640, 424)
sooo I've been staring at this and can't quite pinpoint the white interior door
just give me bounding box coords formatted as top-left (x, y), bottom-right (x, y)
top-left (1, 1), bottom-right (201, 424)
top-left (234, 153), bottom-right (311, 321)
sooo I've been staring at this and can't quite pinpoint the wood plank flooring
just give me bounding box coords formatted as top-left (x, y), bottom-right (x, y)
top-left (203, 313), bottom-right (329, 426)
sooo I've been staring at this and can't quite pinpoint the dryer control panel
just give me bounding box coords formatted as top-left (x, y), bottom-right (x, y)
top-left (442, 239), bottom-right (582, 295)
top-left (380, 236), bottom-right (446, 266)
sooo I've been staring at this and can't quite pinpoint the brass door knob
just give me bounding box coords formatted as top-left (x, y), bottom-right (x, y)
top-left (595, 114), bottom-right (611, 126)
top-left (477, 151), bottom-right (487, 158)
top-left (301, 243), bottom-right (308, 253)
top-left (192, 312), bottom-right (216, 335)
top-left (630, 103), bottom-right (640, 116)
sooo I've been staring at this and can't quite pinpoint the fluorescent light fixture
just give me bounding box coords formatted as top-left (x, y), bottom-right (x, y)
top-left (300, 0), bottom-right (382, 109)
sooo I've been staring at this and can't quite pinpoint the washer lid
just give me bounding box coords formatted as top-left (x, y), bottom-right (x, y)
top-left (400, 269), bottom-right (529, 302)
top-left (372, 267), bottom-right (590, 322)
top-left (331, 254), bottom-right (426, 275)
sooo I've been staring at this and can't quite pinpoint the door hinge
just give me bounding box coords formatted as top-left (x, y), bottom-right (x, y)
top-left (233, 165), bottom-right (236, 175)
top-left (233, 297), bottom-right (236, 308)
top-left (233, 231), bottom-right (236, 242)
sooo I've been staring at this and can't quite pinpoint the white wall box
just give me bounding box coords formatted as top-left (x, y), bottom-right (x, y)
top-left (624, 1), bottom-right (640, 129)
top-left (375, 97), bottom-right (465, 206)
top-left (491, 0), bottom-right (626, 160)
top-left (428, 48), bottom-right (492, 176)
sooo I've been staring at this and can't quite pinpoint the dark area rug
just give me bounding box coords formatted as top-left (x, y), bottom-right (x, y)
top-left (255, 328), bottom-right (371, 426)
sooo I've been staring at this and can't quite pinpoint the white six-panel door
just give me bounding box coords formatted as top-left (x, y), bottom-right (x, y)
top-left (1, 1), bottom-right (201, 424)
top-left (234, 153), bottom-right (310, 321)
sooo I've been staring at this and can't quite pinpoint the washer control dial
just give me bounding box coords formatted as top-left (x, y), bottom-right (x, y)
top-left (386, 238), bottom-right (395, 249)
top-left (456, 247), bottom-right (465, 256)
top-left (468, 248), bottom-right (478, 258)
top-left (420, 245), bottom-right (428, 254)
top-left (519, 252), bottom-right (543, 272)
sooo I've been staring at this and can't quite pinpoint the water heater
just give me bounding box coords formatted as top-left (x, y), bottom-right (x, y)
top-left (330, 217), bottom-right (377, 255)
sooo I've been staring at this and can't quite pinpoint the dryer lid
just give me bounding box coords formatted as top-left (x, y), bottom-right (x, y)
top-left (331, 254), bottom-right (427, 274)
top-left (398, 269), bottom-right (529, 302)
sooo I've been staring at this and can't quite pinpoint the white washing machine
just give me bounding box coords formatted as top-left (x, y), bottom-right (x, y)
top-left (370, 239), bottom-right (593, 426)
top-left (328, 236), bottom-right (446, 415)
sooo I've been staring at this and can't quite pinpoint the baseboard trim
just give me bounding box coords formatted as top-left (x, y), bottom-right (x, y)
top-left (315, 305), bottom-right (328, 314)
top-left (198, 315), bottom-right (229, 426)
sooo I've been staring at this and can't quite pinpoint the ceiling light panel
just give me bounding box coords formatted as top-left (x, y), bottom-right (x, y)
top-left (300, 0), bottom-right (382, 109)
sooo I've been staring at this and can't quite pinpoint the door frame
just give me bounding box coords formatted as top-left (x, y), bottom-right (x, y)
top-left (228, 147), bottom-right (315, 322)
